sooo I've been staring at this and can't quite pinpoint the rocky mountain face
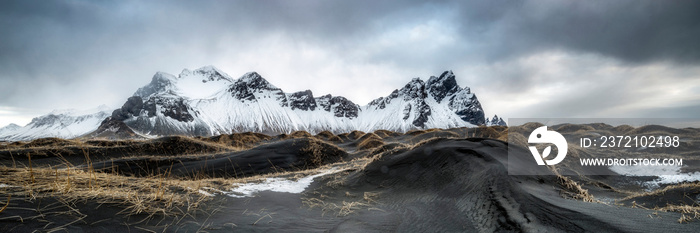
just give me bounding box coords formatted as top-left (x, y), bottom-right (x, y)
top-left (0, 66), bottom-right (504, 140)
top-left (361, 71), bottom-right (485, 132)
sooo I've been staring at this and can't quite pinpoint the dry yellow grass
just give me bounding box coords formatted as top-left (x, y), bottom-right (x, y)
top-left (550, 168), bottom-right (597, 203)
top-left (0, 162), bottom-right (225, 219)
top-left (620, 183), bottom-right (700, 201)
top-left (0, 194), bottom-right (9, 214)
top-left (662, 205), bottom-right (700, 223)
top-left (202, 132), bottom-right (271, 149)
top-left (314, 131), bottom-right (342, 142)
top-left (617, 183), bottom-right (700, 223)
top-left (357, 133), bottom-right (384, 150)
top-left (405, 129), bottom-right (426, 136)
top-left (289, 130), bottom-right (313, 138)
top-left (372, 130), bottom-right (400, 138)
top-left (314, 131), bottom-right (335, 139)
top-left (298, 137), bottom-right (346, 167)
top-left (411, 137), bottom-right (447, 150)
top-left (347, 130), bottom-right (366, 140)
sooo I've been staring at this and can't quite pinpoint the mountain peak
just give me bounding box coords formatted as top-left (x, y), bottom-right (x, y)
top-left (237, 72), bottom-right (279, 90)
top-left (227, 72), bottom-right (284, 102)
top-left (0, 123), bottom-right (22, 140)
top-left (48, 105), bottom-right (112, 116)
top-left (1, 123), bottom-right (20, 130)
top-left (427, 70), bottom-right (461, 103)
top-left (135, 72), bottom-right (177, 97)
top-left (241, 71), bottom-right (262, 80)
top-left (399, 78), bottom-right (427, 100)
top-left (195, 65), bottom-right (220, 72)
top-left (194, 66), bottom-right (229, 79)
top-left (288, 90), bottom-right (317, 111)
top-left (407, 77), bottom-right (424, 85)
top-left (486, 114), bottom-right (506, 126)
top-left (179, 66), bottom-right (233, 83)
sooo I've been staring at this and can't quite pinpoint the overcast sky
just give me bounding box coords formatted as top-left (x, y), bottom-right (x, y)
top-left (1, 0), bottom-right (699, 127)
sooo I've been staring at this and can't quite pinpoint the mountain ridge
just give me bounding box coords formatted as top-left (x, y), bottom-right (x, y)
top-left (1, 66), bottom-right (506, 141)
top-left (0, 107), bottom-right (111, 141)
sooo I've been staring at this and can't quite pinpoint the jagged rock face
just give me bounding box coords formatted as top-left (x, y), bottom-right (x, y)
top-left (315, 94), bottom-right (360, 118)
top-left (412, 101), bottom-right (432, 127)
top-left (449, 91), bottom-right (485, 126)
top-left (400, 78), bottom-right (428, 100)
top-left (395, 79), bottom-right (433, 127)
top-left (288, 90), bottom-right (317, 111)
top-left (228, 72), bottom-right (286, 103)
top-left (330, 96), bottom-right (359, 118)
top-left (368, 90), bottom-right (399, 110)
top-left (229, 82), bottom-right (256, 101)
top-left (367, 70), bottom-right (483, 128)
top-left (427, 71), bottom-right (460, 103)
top-left (112, 96), bottom-right (143, 121)
top-left (486, 115), bottom-right (507, 126)
top-left (86, 117), bottom-right (140, 139)
top-left (316, 94), bottom-right (333, 112)
top-left (134, 72), bottom-right (176, 98)
top-left (112, 95), bottom-right (194, 123)
top-left (402, 104), bottom-right (411, 120)
top-left (144, 97), bottom-right (194, 122)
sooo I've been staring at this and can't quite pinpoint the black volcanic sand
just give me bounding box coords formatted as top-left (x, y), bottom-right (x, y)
top-left (89, 137), bottom-right (347, 178)
top-left (1, 126), bottom-right (700, 232)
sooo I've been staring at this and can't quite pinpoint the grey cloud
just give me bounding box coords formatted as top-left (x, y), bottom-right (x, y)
top-left (0, 0), bottom-right (699, 126)
top-left (452, 0), bottom-right (700, 64)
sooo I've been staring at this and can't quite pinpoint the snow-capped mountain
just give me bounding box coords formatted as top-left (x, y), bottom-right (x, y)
top-left (0, 105), bottom-right (112, 141)
top-left (0, 124), bottom-right (21, 138)
top-left (0, 66), bottom-right (503, 141)
top-left (361, 71), bottom-right (485, 132)
top-left (486, 115), bottom-right (507, 126)
top-left (103, 67), bottom-right (489, 136)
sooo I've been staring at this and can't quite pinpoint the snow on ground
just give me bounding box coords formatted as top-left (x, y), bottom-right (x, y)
top-left (197, 189), bottom-right (215, 197)
top-left (226, 169), bottom-right (338, 198)
top-left (609, 165), bottom-right (681, 176)
top-left (610, 165), bottom-right (700, 190)
top-left (650, 172), bottom-right (700, 185)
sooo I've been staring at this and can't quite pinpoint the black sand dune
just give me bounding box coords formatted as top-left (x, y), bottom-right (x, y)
top-left (306, 138), bottom-right (697, 232)
top-left (0, 136), bottom-right (231, 168)
top-left (1, 125), bottom-right (700, 232)
top-left (88, 137), bottom-right (347, 178)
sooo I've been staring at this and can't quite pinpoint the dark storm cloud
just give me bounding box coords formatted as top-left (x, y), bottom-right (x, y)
top-left (450, 0), bottom-right (700, 64)
top-left (0, 0), bottom-right (441, 108)
top-left (0, 0), bottom-right (699, 126)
